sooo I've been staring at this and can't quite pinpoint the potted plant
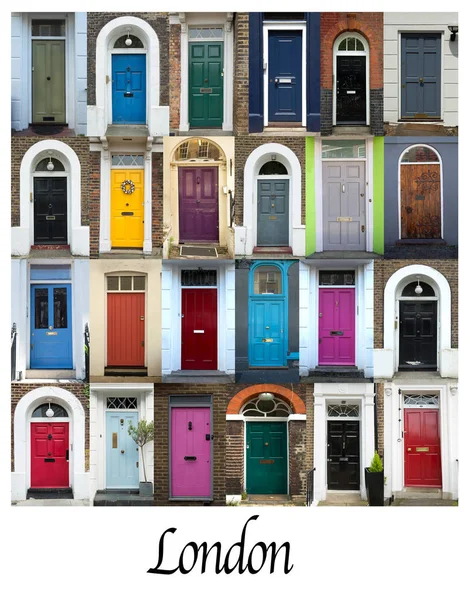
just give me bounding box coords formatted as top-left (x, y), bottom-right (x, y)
top-left (128, 419), bottom-right (154, 496)
top-left (365, 451), bottom-right (385, 506)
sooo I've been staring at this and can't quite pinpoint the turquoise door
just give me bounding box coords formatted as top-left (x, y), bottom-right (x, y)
top-left (106, 412), bottom-right (139, 489)
top-left (246, 421), bottom-right (288, 494)
top-left (189, 42), bottom-right (223, 127)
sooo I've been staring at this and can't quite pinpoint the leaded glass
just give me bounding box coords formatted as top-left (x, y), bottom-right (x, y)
top-left (107, 397), bottom-right (138, 409)
top-left (401, 146), bottom-right (439, 163)
top-left (327, 404), bottom-right (360, 418)
top-left (404, 394), bottom-right (439, 407)
top-left (241, 397), bottom-right (292, 417)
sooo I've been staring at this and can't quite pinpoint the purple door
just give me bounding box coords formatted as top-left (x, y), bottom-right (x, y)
top-left (179, 167), bottom-right (218, 242)
top-left (171, 407), bottom-right (211, 498)
top-left (319, 288), bottom-right (355, 365)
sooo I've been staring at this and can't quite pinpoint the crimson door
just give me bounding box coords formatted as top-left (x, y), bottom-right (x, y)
top-left (319, 288), bottom-right (355, 365)
top-left (31, 423), bottom-right (69, 488)
top-left (107, 293), bottom-right (145, 366)
top-left (404, 409), bottom-right (442, 487)
top-left (182, 288), bottom-right (217, 370)
top-left (178, 167), bottom-right (219, 242)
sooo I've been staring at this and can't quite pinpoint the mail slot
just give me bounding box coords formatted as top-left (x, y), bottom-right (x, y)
top-left (339, 457), bottom-right (349, 461)
top-left (46, 331), bottom-right (58, 336)
top-left (346, 90), bottom-right (356, 94)
top-left (121, 212), bottom-right (134, 216)
top-left (200, 88), bottom-right (213, 94)
top-left (260, 459), bottom-right (275, 464)
top-left (193, 330), bottom-right (205, 334)
top-left (275, 78), bottom-right (292, 84)
top-left (112, 432), bottom-right (118, 449)
top-left (44, 458), bottom-right (56, 463)
top-left (415, 195), bottom-right (425, 200)
top-left (330, 331), bottom-right (344, 336)
top-left (45, 215), bottom-right (56, 220)
top-left (268, 216), bottom-right (277, 220)
top-left (124, 92), bottom-right (134, 97)
top-left (184, 456), bottom-right (197, 461)
top-left (416, 447), bottom-right (430, 453)
top-left (262, 338), bottom-right (273, 343)
top-left (337, 217), bottom-right (352, 222)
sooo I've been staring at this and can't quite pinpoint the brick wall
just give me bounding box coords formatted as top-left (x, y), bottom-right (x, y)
top-left (11, 383), bottom-right (89, 471)
top-left (154, 384), bottom-right (228, 506)
top-left (374, 259), bottom-right (458, 348)
top-left (169, 22), bottom-right (181, 131)
top-left (87, 13), bottom-right (169, 108)
top-left (11, 137), bottom-right (90, 228)
top-left (234, 136), bottom-right (305, 225)
top-left (233, 13), bottom-right (249, 135)
top-left (226, 419), bottom-right (244, 494)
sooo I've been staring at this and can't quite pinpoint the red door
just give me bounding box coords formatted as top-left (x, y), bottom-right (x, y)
top-left (182, 288), bottom-right (217, 370)
top-left (404, 409), bottom-right (442, 487)
top-left (107, 293), bottom-right (145, 366)
top-left (31, 423), bottom-right (69, 488)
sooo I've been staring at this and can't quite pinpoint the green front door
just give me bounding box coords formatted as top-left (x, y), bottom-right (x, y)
top-left (32, 40), bottom-right (66, 123)
top-left (189, 42), bottom-right (223, 128)
top-left (246, 421), bottom-right (288, 494)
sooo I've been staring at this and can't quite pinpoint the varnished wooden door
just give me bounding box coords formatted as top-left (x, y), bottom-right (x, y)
top-left (400, 163), bottom-right (441, 239)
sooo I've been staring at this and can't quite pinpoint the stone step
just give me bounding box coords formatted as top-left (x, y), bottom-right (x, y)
top-left (27, 487), bottom-right (73, 500)
top-left (93, 489), bottom-right (154, 507)
top-left (318, 492), bottom-right (367, 507)
top-left (240, 494), bottom-right (302, 506)
top-left (25, 369), bottom-right (76, 379)
top-left (393, 487), bottom-right (443, 500)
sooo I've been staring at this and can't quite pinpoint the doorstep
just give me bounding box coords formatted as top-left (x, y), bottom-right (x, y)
top-left (303, 366), bottom-right (370, 383)
top-left (240, 494), bottom-right (302, 507)
top-left (25, 369), bottom-right (76, 379)
top-left (93, 489), bottom-right (154, 507)
top-left (392, 487), bottom-right (443, 500)
top-left (27, 487), bottom-right (73, 500)
top-left (318, 492), bottom-right (367, 507)
top-left (163, 370), bottom-right (234, 384)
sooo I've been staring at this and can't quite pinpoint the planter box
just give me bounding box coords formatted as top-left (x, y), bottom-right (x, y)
top-left (365, 468), bottom-right (384, 506)
top-left (139, 482), bottom-right (153, 496)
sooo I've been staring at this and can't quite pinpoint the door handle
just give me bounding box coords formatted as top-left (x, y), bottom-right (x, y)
top-left (361, 225), bottom-right (365, 232)
top-left (419, 77), bottom-right (423, 83)
top-left (47, 76), bottom-right (51, 81)
top-left (121, 450), bottom-right (125, 454)
top-left (342, 184), bottom-right (346, 193)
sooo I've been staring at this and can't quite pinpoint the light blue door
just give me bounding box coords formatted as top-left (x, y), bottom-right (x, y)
top-left (30, 284), bottom-right (72, 369)
top-left (112, 54), bottom-right (146, 124)
top-left (106, 412), bottom-right (139, 489)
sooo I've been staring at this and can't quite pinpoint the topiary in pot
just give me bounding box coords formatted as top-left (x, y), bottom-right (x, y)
top-left (365, 451), bottom-right (385, 506)
top-left (128, 419), bottom-right (154, 496)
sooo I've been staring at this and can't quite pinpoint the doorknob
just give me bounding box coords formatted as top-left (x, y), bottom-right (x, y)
top-left (265, 442), bottom-right (269, 446)
top-left (47, 76), bottom-right (51, 81)
top-left (121, 450), bottom-right (125, 454)
top-left (361, 225), bottom-right (365, 232)
top-left (408, 448), bottom-right (411, 451)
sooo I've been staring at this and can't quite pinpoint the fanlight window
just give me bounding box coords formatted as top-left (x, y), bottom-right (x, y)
top-left (401, 146), bottom-right (439, 163)
top-left (32, 403), bottom-right (69, 418)
top-left (241, 397), bottom-right (292, 417)
top-left (113, 35), bottom-right (144, 48)
top-left (107, 275), bottom-right (145, 291)
top-left (32, 20), bottom-right (65, 37)
top-left (259, 161), bottom-right (288, 175)
top-left (402, 281), bottom-right (435, 297)
top-left (189, 27), bottom-right (223, 40)
top-left (253, 266), bottom-right (282, 294)
top-left (338, 37), bottom-right (365, 52)
top-left (106, 397), bottom-right (138, 409)
top-left (174, 139), bottom-right (222, 162)
top-left (35, 158), bottom-right (65, 171)
top-left (327, 404), bottom-right (360, 418)
top-left (112, 155), bottom-right (144, 167)
top-left (403, 394), bottom-right (439, 407)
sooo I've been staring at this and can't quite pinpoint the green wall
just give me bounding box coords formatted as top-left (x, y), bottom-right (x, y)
top-left (305, 138), bottom-right (315, 256)
top-left (373, 137), bottom-right (384, 254)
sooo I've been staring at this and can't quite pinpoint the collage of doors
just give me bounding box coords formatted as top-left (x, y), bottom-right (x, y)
top-left (10, 11), bottom-right (459, 507)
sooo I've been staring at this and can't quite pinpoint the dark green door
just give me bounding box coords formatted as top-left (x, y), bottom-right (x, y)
top-left (246, 421), bottom-right (288, 494)
top-left (189, 42), bottom-right (223, 128)
top-left (32, 40), bottom-right (66, 123)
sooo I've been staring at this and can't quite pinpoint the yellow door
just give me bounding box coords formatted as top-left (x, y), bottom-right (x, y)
top-left (111, 170), bottom-right (144, 248)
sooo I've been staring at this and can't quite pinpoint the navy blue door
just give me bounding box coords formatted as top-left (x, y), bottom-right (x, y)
top-left (257, 179), bottom-right (289, 246)
top-left (268, 31), bottom-right (302, 122)
top-left (401, 34), bottom-right (441, 118)
top-left (112, 54), bottom-right (146, 124)
top-left (30, 284), bottom-right (72, 369)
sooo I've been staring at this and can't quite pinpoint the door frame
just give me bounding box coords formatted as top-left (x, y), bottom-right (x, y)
top-left (398, 31), bottom-right (444, 121)
top-left (244, 417), bottom-right (290, 495)
top-left (32, 169), bottom-right (69, 245)
top-left (168, 395), bottom-right (214, 501)
top-left (397, 144), bottom-right (444, 240)
top-left (332, 32), bottom-right (370, 126)
top-left (397, 294), bottom-right (438, 371)
top-left (315, 137), bottom-right (374, 252)
top-left (255, 174), bottom-right (291, 247)
top-left (263, 22), bottom-right (307, 127)
top-left (326, 413), bottom-right (361, 491)
top-left (104, 409), bottom-right (139, 489)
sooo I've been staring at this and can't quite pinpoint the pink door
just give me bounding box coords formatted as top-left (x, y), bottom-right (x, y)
top-left (171, 407), bottom-right (211, 497)
top-left (319, 288), bottom-right (355, 365)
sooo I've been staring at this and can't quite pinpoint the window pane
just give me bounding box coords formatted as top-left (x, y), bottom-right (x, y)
top-left (259, 161), bottom-right (288, 175)
top-left (133, 276), bottom-right (145, 291)
top-left (32, 403), bottom-right (68, 418)
top-left (347, 37), bottom-right (355, 51)
top-left (112, 154), bottom-right (144, 167)
top-left (35, 289), bottom-right (49, 329)
top-left (338, 39), bottom-right (347, 51)
top-left (357, 40), bottom-right (364, 51)
top-left (53, 288), bottom-right (67, 329)
top-left (113, 34), bottom-right (144, 48)
top-left (35, 158), bottom-right (65, 171)
top-left (175, 139), bottom-right (221, 161)
top-left (264, 13), bottom-right (305, 21)
top-left (322, 140), bottom-right (366, 159)
top-left (188, 27), bottom-right (223, 39)
top-left (401, 146), bottom-right (439, 163)
top-left (319, 271), bottom-right (356, 286)
top-left (107, 277), bottom-right (119, 291)
top-left (120, 276), bottom-right (132, 291)
top-left (32, 20), bottom-right (65, 37)
top-left (254, 267), bottom-right (282, 294)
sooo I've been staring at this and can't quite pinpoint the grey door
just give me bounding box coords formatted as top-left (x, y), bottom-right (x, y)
top-left (401, 34), bottom-right (441, 119)
top-left (322, 162), bottom-right (365, 251)
top-left (257, 179), bottom-right (289, 246)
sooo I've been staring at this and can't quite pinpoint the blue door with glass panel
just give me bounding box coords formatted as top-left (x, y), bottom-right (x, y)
top-left (268, 31), bottom-right (302, 122)
top-left (106, 412), bottom-right (139, 489)
top-left (112, 54), bottom-right (146, 124)
top-left (30, 284), bottom-right (72, 369)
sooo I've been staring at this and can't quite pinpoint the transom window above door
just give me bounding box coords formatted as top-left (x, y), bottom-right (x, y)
top-left (107, 275), bottom-right (145, 291)
top-left (174, 139), bottom-right (222, 161)
top-left (263, 13), bottom-right (305, 21)
top-left (31, 19), bottom-right (65, 37)
top-left (403, 394), bottom-right (439, 407)
top-left (259, 160), bottom-right (288, 175)
top-left (327, 404), bottom-right (360, 418)
top-left (35, 157), bottom-right (66, 171)
top-left (319, 271), bottom-right (356, 286)
top-left (401, 281), bottom-right (435, 297)
top-left (338, 37), bottom-right (365, 52)
top-left (253, 266), bottom-right (282, 294)
top-left (181, 270), bottom-right (217, 287)
top-left (322, 140), bottom-right (366, 159)
top-left (111, 154), bottom-right (144, 167)
top-left (189, 27), bottom-right (223, 40)
top-left (241, 394), bottom-right (292, 417)
top-left (32, 403), bottom-right (69, 418)
top-left (113, 34), bottom-right (144, 49)
top-left (106, 397), bottom-right (138, 409)
top-left (400, 146), bottom-right (439, 163)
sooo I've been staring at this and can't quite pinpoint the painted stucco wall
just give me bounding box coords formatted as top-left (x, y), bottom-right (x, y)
top-left (373, 136), bottom-right (384, 254)
top-left (305, 138), bottom-right (315, 256)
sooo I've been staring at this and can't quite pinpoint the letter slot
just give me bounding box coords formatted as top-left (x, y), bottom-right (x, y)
top-left (124, 92), bottom-right (134, 97)
top-left (184, 456), bottom-right (197, 461)
top-left (330, 330), bottom-right (344, 336)
top-left (121, 212), bottom-right (134, 216)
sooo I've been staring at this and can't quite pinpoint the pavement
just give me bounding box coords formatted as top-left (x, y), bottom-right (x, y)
top-left (12, 499), bottom-right (91, 506)
top-left (391, 498), bottom-right (458, 506)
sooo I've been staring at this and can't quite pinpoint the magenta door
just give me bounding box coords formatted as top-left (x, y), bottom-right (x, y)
top-left (178, 167), bottom-right (218, 242)
top-left (171, 406), bottom-right (211, 497)
top-left (319, 288), bottom-right (355, 365)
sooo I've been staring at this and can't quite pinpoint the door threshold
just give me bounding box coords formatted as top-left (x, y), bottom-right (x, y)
top-left (104, 367), bottom-right (148, 376)
top-left (253, 246), bottom-right (292, 254)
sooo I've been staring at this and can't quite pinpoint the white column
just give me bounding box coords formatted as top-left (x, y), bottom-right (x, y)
top-left (143, 151), bottom-right (153, 254)
top-left (222, 23), bottom-right (234, 131)
top-left (313, 393), bottom-right (327, 501)
top-left (99, 149), bottom-right (111, 253)
top-left (179, 25), bottom-right (189, 131)
top-left (362, 391), bottom-right (376, 499)
top-left (299, 261), bottom-right (310, 376)
top-left (225, 262), bottom-right (236, 374)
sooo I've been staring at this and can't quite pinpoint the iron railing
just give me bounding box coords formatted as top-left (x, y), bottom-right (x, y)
top-left (11, 323), bottom-right (17, 381)
top-left (306, 468), bottom-right (315, 506)
top-left (84, 323), bottom-right (90, 383)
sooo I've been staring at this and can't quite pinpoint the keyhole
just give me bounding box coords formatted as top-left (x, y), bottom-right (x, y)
top-left (126, 203), bottom-right (129, 206)
top-left (188, 421), bottom-right (193, 431)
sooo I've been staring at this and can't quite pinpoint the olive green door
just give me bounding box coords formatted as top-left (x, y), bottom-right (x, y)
top-left (246, 421), bottom-right (288, 494)
top-left (32, 40), bottom-right (66, 123)
top-left (189, 42), bottom-right (223, 128)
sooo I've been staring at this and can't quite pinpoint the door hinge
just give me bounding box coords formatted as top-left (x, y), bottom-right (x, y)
top-left (30, 193), bottom-right (33, 202)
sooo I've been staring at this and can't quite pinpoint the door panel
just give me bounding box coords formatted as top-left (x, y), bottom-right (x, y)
top-left (112, 54), bottom-right (146, 124)
top-left (32, 40), bottom-right (66, 123)
top-left (189, 42), bottom-right (223, 128)
top-left (106, 412), bottom-right (139, 489)
top-left (34, 177), bottom-right (67, 244)
top-left (182, 288), bottom-right (217, 370)
top-left (319, 288), bottom-right (355, 365)
top-left (400, 163), bottom-right (441, 239)
top-left (323, 162), bottom-right (366, 251)
top-left (404, 409), bottom-right (441, 487)
top-left (257, 179), bottom-right (289, 246)
top-left (111, 169), bottom-right (144, 248)
top-left (107, 293), bottom-right (145, 367)
top-left (249, 299), bottom-right (285, 367)
top-left (30, 422), bottom-right (69, 488)
top-left (246, 421), bottom-right (288, 494)
top-left (179, 167), bottom-right (218, 242)
top-left (399, 301), bottom-right (437, 370)
top-left (30, 284), bottom-right (73, 369)
top-left (171, 407), bottom-right (211, 497)
top-left (401, 34), bottom-right (441, 118)
top-left (268, 31), bottom-right (302, 122)
top-left (327, 421), bottom-right (360, 490)
top-left (336, 56), bottom-right (366, 124)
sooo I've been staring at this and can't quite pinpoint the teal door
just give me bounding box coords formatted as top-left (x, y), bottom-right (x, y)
top-left (189, 42), bottom-right (223, 128)
top-left (106, 412), bottom-right (139, 489)
top-left (246, 421), bottom-right (288, 494)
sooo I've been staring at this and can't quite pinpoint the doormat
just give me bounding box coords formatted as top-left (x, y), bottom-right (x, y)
top-left (180, 246), bottom-right (218, 257)
top-left (31, 125), bottom-right (65, 136)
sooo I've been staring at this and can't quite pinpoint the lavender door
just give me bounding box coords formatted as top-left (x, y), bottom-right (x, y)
top-left (319, 288), bottom-right (355, 365)
top-left (171, 407), bottom-right (211, 498)
top-left (179, 167), bottom-right (218, 242)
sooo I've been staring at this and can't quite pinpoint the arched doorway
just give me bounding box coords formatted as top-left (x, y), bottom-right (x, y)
top-left (333, 33), bottom-right (369, 125)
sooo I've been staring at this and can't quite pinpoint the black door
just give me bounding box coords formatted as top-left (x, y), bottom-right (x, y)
top-left (34, 177), bottom-right (67, 244)
top-left (327, 421), bottom-right (360, 490)
top-left (336, 56), bottom-right (366, 124)
top-left (399, 301), bottom-right (437, 371)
